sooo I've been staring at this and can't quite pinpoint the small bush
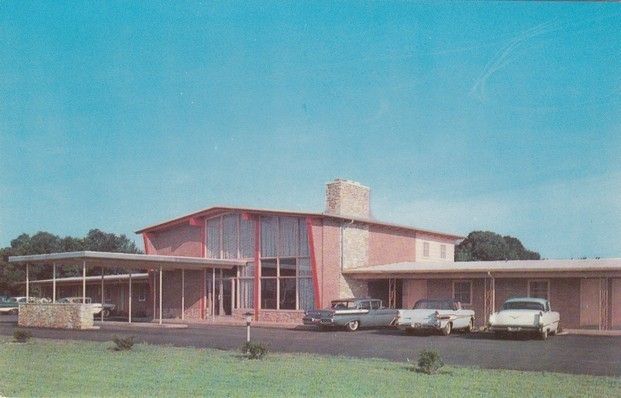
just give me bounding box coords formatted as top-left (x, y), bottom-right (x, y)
top-left (416, 349), bottom-right (444, 374)
top-left (240, 341), bottom-right (268, 360)
top-left (13, 329), bottom-right (32, 343)
top-left (111, 335), bottom-right (135, 351)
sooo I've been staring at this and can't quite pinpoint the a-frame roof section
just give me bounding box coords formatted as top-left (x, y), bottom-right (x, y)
top-left (135, 205), bottom-right (464, 240)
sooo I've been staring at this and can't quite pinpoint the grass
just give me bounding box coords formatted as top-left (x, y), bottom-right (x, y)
top-left (0, 337), bottom-right (619, 397)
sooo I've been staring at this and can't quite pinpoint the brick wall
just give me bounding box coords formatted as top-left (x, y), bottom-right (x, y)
top-left (150, 223), bottom-right (203, 257)
top-left (319, 219), bottom-right (342, 306)
top-left (368, 225), bottom-right (417, 265)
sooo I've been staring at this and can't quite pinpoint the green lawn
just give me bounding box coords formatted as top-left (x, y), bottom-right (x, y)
top-left (0, 337), bottom-right (619, 397)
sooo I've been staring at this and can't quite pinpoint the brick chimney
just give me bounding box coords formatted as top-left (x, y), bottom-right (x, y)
top-left (325, 179), bottom-right (370, 218)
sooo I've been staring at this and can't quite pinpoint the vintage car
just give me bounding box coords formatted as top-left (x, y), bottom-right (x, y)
top-left (394, 299), bottom-right (475, 335)
top-left (303, 298), bottom-right (398, 331)
top-left (0, 296), bottom-right (44, 314)
top-left (488, 297), bottom-right (560, 340)
top-left (57, 297), bottom-right (116, 317)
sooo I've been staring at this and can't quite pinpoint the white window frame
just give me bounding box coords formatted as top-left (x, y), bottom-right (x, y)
top-left (452, 280), bottom-right (472, 305)
top-left (440, 244), bottom-right (447, 259)
top-left (527, 280), bottom-right (550, 301)
top-left (423, 241), bottom-right (430, 257)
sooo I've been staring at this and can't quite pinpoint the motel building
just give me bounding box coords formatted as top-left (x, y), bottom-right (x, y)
top-left (9, 179), bottom-right (621, 330)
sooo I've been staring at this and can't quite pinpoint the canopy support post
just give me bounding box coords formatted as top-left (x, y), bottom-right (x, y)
top-left (181, 269), bottom-right (185, 321)
top-left (101, 268), bottom-right (105, 322)
top-left (82, 260), bottom-right (86, 304)
top-left (26, 264), bottom-right (30, 300)
top-left (128, 272), bottom-right (132, 324)
top-left (52, 263), bottom-right (56, 303)
top-left (159, 266), bottom-right (163, 325)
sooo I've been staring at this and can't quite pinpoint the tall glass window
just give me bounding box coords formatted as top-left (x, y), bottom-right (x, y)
top-left (259, 216), bottom-right (314, 311)
top-left (203, 213), bottom-right (315, 311)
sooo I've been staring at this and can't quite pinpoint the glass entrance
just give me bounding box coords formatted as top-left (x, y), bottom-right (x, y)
top-left (207, 268), bottom-right (236, 316)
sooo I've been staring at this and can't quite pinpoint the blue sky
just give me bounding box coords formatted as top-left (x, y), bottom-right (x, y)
top-left (1, 2), bottom-right (620, 258)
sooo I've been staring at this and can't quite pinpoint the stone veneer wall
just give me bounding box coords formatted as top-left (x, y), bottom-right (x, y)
top-left (18, 303), bottom-right (95, 329)
top-left (339, 222), bottom-right (369, 298)
top-left (232, 308), bottom-right (305, 323)
top-left (325, 179), bottom-right (370, 218)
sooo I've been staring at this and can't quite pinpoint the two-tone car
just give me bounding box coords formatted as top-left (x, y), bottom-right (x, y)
top-left (303, 298), bottom-right (397, 332)
top-left (488, 297), bottom-right (560, 340)
top-left (0, 296), bottom-right (43, 314)
top-left (394, 299), bottom-right (475, 335)
top-left (57, 297), bottom-right (116, 317)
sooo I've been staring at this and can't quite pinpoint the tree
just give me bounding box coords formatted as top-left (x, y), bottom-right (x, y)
top-left (0, 230), bottom-right (142, 295)
top-left (455, 231), bottom-right (540, 261)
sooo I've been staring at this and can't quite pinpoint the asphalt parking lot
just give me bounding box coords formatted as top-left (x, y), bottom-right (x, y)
top-left (1, 316), bottom-right (620, 377)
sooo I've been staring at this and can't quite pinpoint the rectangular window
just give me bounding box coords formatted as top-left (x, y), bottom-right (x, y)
top-left (279, 217), bottom-right (298, 257)
top-left (261, 278), bottom-right (277, 309)
top-left (239, 217), bottom-right (255, 258)
top-left (298, 277), bottom-right (314, 310)
top-left (260, 216), bottom-right (278, 257)
top-left (137, 285), bottom-right (146, 302)
top-left (279, 278), bottom-right (296, 309)
top-left (299, 219), bottom-right (309, 257)
top-left (453, 281), bottom-right (472, 305)
top-left (222, 214), bottom-right (238, 259)
top-left (206, 217), bottom-right (221, 259)
top-left (423, 242), bottom-right (430, 257)
top-left (440, 244), bottom-right (447, 259)
top-left (528, 280), bottom-right (549, 300)
top-left (239, 278), bottom-right (254, 309)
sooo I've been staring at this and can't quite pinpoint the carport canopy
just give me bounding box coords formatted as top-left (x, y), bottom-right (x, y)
top-left (8, 251), bottom-right (247, 325)
top-left (8, 250), bottom-right (246, 271)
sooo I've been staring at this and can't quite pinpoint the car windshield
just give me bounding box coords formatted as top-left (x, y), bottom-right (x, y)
top-left (413, 300), bottom-right (455, 310)
top-left (501, 301), bottom-right (545, 311)
top-left (330, 301), bottom-right (357, 310)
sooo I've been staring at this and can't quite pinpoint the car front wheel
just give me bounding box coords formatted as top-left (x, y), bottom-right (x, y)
top-left (540, 328), bottom-right (548, 340)
top-left (441, 322), bottom-right (452, 336)
top-left (465, 318), bottom-right (474, 333)
top-left (345, 320), bottom-right (360, 332)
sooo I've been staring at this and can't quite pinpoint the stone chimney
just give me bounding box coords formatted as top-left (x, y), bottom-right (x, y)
top-left (325, 179), bottom-right (370, 218)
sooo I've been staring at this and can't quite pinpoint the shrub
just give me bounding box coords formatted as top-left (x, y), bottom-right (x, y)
top-left (13, 329), bottom-right (32, 343)
top-left (240, 341), bottom-right (268, 360)
top-left (416, 349), bottom-right (444, 374)
top-left (111, 335), bottom-right (135, 351)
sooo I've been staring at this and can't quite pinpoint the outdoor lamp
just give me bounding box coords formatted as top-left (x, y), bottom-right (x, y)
top-left (244, 311), bottom-right (253, 343)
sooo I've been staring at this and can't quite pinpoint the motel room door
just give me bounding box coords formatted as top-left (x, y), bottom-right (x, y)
top-left (580, 279), bottom-right (600, 328)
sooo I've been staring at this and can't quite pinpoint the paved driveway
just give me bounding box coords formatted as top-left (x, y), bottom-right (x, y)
top-left (1, 318), bottom-right (620, 377)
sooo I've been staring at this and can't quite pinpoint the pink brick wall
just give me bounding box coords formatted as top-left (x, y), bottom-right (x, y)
top-left (318, 219), bottom-right (342, 307)
top-left (150, 223), bottom-right (203, 257)
top-left (368, 225), bottom-right (416, 265)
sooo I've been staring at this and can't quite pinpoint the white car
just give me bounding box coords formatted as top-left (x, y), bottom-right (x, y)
top-left (488, 297), bottom-right (560, 340)
top-left (57, 297), bottom-right (115, 317)
top-left (394, 299), bottom-right (475, 335)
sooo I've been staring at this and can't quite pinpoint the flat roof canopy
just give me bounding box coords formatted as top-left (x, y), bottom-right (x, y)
top-left (344, 258), bottom-right (621, 279)
top-left (8, 251), bottom-right (246, 271)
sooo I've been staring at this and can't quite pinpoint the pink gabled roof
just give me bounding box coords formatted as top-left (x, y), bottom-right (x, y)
top-left (134, 205), bottom-right (464, 240)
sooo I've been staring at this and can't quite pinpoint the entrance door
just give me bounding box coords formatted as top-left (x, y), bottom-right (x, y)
top-left (580, 279), bottom-right (600, 328)
top-left (210, 268), bottom-right (237, 316)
